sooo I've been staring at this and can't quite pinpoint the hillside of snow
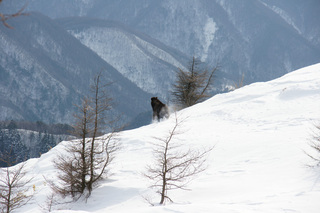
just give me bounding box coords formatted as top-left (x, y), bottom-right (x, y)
top-left (12, 63), bottom-right (320, 213)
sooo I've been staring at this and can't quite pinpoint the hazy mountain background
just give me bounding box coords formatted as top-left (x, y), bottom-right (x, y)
top-left (2, 0), bottom-right (319, 83)
top-left (0, 12), bottom-right (155, 125)
top-left (56, 17), bottom-right (189, 97)
top-left (1, 0), bottom-right (319, 124)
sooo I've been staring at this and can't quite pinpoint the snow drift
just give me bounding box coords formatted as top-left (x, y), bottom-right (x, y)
top-left (12, 63), bottom-right (320, 212)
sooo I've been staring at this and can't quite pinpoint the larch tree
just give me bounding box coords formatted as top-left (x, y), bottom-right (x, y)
top-left (0, 151), bottom-right (34, 213)
top-left (171, 56), bottom-right (218, 109)
top-left (144, 114), bottom-right (212, 205)
top-left (51, 72), bottom-right (121, 199)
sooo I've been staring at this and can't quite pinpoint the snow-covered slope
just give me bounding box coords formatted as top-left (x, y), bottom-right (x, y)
top-left (15, 63), bottom-right (320, 212)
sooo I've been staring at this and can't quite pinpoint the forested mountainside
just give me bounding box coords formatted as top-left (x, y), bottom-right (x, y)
top-left (0, 120), bottom-right (74, 167)
top-left (56, 17), bottom-right (188, 97)
top-left (0, 129), bottom-right (73, 167)
top-left (0, 12), bottom-right (152, 125)
top-left (2, 0), bottom-right (319, 87)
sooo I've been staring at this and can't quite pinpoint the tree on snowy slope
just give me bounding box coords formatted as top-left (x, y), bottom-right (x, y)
top-left (51, 72), bottom-right (120, 199)
top-left (144, 114), bottom-right (212, 205)
top-left (171, 57), bottom-right (218, 109)
top-left (0, 151), bottom-right (34, 213)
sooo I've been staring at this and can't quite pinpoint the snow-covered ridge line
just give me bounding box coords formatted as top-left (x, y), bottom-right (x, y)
top-left (63, 20), bottom-right (186, 97)
top-left (13, 63), bottom-right (320, 213)
top-left (259, 0), bottom-right (302, 34)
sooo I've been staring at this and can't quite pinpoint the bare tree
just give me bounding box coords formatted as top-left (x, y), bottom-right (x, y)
top-left (86, 73), bottom-right (114, 195)
top-left (306, 124), bottom-right (320, 166)
top-left (51, 72), bottom-right (121, 199)
top-left (0, 0), bottom-right (28, 29)
top-left (171, 56), bottom-right (218, 109)
top-left (0, 154), bottom-right (34, 213)
top-left (40, 192), bottom-right (58, 212)
top-left (144, 115), bottom-right (212, 205)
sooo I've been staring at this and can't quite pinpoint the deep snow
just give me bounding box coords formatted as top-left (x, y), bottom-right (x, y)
top-left (7, 63), bottom-right (320, 212)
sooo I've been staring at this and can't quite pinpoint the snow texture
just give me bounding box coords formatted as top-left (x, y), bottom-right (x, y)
top-left (201, 17), bottom-right (217, 61)
top-left (12, 63), bottom-right (320, 212)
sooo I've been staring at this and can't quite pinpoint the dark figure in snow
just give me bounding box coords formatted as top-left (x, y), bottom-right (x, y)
top-left (151, 97), bottom-right (169, 121)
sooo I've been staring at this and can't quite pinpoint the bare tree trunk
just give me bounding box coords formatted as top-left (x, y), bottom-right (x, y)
top-left (88, 73), bottom-right (103, 196)
top-left (7, 178), bottom-right (11, 213)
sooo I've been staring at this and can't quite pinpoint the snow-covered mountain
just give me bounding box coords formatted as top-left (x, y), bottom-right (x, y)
top-left (94, 0), bottom-right (320, 85)
top-left (12, 63), bottom-right (320, 213)
top-left (56, 17), bottom-right (188, 97)
top-left (259, 0), bottom-right (320, 48)
top-left (1, 1), bottom-right (319, 126)
top-left (0, 13), bottom-right (152, 125)
top-left (2, 0), bottom-right (319, 87)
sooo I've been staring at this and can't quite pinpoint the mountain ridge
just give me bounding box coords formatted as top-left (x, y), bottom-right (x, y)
top-left (0, 12), bottom-right (152, 124)
top-left (56, 16), bottom-right (189, 97)
top-left (1, 1), bottom-right (319, 127)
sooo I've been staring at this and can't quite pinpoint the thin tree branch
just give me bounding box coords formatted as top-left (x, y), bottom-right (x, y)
top-left (0, 4), bottom-right (28, 29)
